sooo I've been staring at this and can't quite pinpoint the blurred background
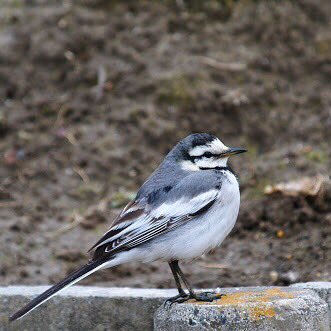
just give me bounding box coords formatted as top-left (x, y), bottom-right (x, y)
top-left (0, 0), bottom-right (330, 289)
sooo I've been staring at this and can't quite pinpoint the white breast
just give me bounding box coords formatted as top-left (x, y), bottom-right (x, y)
top-left (128, 170), bottom-right (241, 263)
top-left (173, 171), bottom-right (240, 261)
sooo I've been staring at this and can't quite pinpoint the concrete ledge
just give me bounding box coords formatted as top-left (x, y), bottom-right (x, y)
top-left (291, 282), bottom-right (331, 309)
top-left (1, 285), bottom-right (330, 331)
top-left (0, 286), bottom-right (176, 331)
top-left (154, 287), bottom-right (330, 331)
top-left (291, 282), bottom-right (331, 326)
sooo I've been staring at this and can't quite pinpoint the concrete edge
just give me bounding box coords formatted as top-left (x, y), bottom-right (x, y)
top-left (0, 285), bottom-right (177, 298)
top-left (154, 288), bottom-right (330, 331)
top-left (291, 281), bottom-right (331, 326)
top-left (1, 283), bottom-right (330, 330)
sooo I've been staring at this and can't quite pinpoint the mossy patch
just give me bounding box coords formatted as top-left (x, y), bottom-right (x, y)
top-left (315, 38), bottom-right (331, 56)
top-left (304, 150), bottom-right (328, 164)
top-left (156, 74), bottom-right (197, 108)
top-left (246, 177), bottom-right (271, 199)
top-left (71, 182), bottom-right (104, 200)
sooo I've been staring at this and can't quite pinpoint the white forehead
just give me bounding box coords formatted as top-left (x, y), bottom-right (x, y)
top-left (189, 138), bottom-right (227, 156)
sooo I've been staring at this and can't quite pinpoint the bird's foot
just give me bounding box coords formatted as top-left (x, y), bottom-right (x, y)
top-left (164, 292), bottom-right (190, 307)
top-left (164, 291), bottom-right (223, 307)
top-left (192, 291), bottom-right (223, 302)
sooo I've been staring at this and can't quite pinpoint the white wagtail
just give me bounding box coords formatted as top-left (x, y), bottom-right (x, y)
top-left (10, 133), bottom-right (246, 321)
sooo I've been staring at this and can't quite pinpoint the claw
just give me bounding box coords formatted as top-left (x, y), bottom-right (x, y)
top-left (193, 291), bottom-right (223, 302)
top-left (164, 292), bottom-right (189, 307)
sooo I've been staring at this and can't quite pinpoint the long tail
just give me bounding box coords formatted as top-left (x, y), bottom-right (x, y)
top-left (9, 260), bottom-right (107, 321)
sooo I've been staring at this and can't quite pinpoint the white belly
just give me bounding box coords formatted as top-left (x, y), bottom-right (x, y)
top-left (165, 173), bottom-right (240, 261)
top-left (120, 171), bottom-right (241, 263)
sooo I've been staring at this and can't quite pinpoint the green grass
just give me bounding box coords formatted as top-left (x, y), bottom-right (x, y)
top-left (304, 150), bottom-right (328, 164)
top-left (156, 74), bottom-right (195, 108)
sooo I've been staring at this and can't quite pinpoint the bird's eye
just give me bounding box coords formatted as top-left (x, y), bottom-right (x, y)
top-left (203, 152), bottom-right (213, 158)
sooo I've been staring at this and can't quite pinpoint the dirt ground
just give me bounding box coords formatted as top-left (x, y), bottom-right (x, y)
top-left (0, 0), bottom-right (330, 290)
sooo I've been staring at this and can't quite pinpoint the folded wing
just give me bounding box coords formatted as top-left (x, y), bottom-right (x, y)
top-left (90, 183), bottom-right (219, 261)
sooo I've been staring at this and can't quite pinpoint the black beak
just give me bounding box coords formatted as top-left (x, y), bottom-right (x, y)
top-left (220, 147), bottom-right (247, 157)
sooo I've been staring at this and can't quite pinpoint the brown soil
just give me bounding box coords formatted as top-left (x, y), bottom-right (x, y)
top-left (0, 0), bottom-right (330, 290)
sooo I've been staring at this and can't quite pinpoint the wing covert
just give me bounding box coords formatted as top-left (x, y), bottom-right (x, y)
top-left (90, 188), bottom-right (218, 260)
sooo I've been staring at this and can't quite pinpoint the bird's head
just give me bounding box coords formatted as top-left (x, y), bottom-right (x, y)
top-left (171, 133), bottom-right (247, 171)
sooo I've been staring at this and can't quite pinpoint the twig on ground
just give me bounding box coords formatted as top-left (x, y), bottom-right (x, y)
top-left (94, 65), bottom-right (107, 100)
top-left (200, 56), bottom-right (247, 71)
top-left (198, 262), bottom-right (229, 269)
top-left (73, 166), bottom-right (90, 184)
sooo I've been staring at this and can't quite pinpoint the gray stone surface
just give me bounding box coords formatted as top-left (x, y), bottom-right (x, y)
top-left (1, 286), bottom-right (330, 331)
top-left (0, 286), bottom-right (176, 331)
top-left (154, 287), bottom-right (330, 331)
top-left (291, 282), bottom-right (331, 308)
top-left (291, 282), bottom-right (331, 325)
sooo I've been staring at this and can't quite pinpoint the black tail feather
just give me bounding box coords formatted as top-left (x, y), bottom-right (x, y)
top-left (9, 261), bottom-right (102, 322)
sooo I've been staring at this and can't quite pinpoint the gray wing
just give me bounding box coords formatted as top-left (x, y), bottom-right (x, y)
top-left (90, 171), bottom-right (221, 260)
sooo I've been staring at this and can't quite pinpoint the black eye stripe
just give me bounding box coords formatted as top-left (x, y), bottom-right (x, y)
top-left (203, 152), bottom-right (213, 158)
top-left (190, 152), bottom-right (216, 160)
top-left (186, 150), bottom-right (219, 162)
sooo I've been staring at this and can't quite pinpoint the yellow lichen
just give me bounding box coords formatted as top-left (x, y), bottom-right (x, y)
top-left (186, 288), bottom-right (298, 321)
top-left (250, 306), bottom-right (276, 320)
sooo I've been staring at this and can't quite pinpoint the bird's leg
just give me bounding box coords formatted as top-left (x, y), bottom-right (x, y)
top-left (165, 261), bottom-right (222, 305)
top-left (169, 261), bottom-right (187, 296)
top-left (173, 262), bottom-right (195, 296)
top-left (175, 262), bottom-right (223, 302)
top-left (164, 261), bottom-right (189, 305)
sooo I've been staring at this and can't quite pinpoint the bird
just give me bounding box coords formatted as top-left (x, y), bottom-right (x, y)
top-left (10, 133), bottom-right (246, 321)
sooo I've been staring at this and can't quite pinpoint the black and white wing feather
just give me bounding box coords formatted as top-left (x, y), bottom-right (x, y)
top-left (90, 173), bottom-right (220, 261)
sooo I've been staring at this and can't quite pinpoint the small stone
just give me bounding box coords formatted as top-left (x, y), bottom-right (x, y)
top-left (64, 50), bottom-right (75, 61)
top-left (4, 149), bottom-right (17, 165)
top-left (58, 18), bottom-right (68, 29)
top-left (270, 271), bottom-right (279, 283)
top-left (276, 230), bottom-right (285, 238)
top-left (280, 271), bottom-right (299, 285)
top-left (55, 127), bottom-right (67, 138)
top-left (16, 149), bottom-right (25, 160)
top-left (9, 217), bottom-right (32, 233)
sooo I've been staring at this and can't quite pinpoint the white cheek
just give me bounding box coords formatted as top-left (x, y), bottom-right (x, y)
top-left (181, 160), bottom-right (200, 171)
top-left (189, 145), bottom-right (210, 157)
top-left (195, 157), bottom-right (228, 168)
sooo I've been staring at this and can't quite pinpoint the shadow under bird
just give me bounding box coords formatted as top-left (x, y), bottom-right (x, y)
top-left (10, 133), bottom-right (247, 321)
